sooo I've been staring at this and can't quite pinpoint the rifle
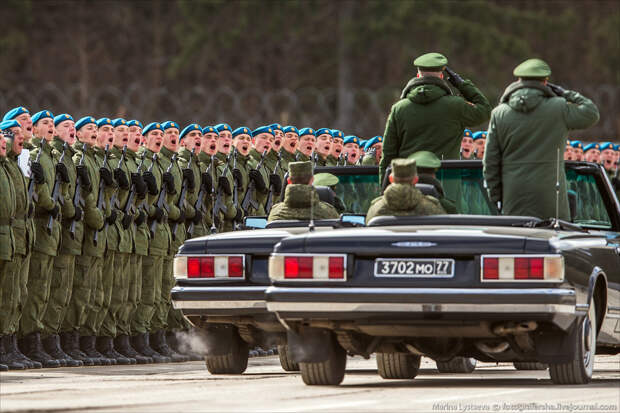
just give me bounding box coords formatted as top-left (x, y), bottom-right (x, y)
top-left (459, 147), bottom-right (464, 160)
top-left (149, 153), bottom-right (177, 237)
top-left (231, 148), bottom-right (240, 230)
top-left (213, 154), bottom-right (231, 230)
top-left (27, 139), bottom-right (45, 204)
top-left (187, 155), bottom-right (211, 238)
top-left (312, 152), bottom-right (318, 168)
top-left (47, 142), bottom-right (68, 235)
top-left (93, 144), bottom-right (110, 245)
top-left (344, 152), bottom-right (349, 165)
top-left (264, 150), bottom-right (282, 213)
top-left (241, 149), bottom-right (267, 215)
top-left (69, 143), bottom-right (88, 239)
top-left (123, 151), bottom-right (147, 223)
top-left (171, 148), bottom-right (195, 239)
top-left (109, 145), bottom-right (127, 210)
top-left (209, 155), bottom-right (218, 234)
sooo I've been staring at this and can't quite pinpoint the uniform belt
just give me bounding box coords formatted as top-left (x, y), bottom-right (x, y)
top-left (0, 217), bottom-right (14, 225)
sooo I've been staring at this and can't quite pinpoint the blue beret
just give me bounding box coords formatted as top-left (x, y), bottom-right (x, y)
top-left (127, 120), bottom-right (143, 128)
top-left (583, 143), bottom-right (600, 152)
top-left (283, 126), bottom-right (299, 135)
top-left (315, 128), bottom-right (333, 137)
top-left (112, 118), bottom-right (128, 128)
top-left (570, 140), bottom-right (582, 149)
top-left (343, 135), bottom-right (360, 146)
top-left (96, 118), bottom-right (113, 128)
top-left (599, 142), bottom-right (614, 151)
top-left (614, 144), bottom-right (620, 151)
top-left (142, 122), bottom-right (164, 136)
top-left (331, 129), bottom-right (344, 139)
top-left (269, 123), bottom-right (283, 132)
top-left (472, 131), bottom-right (487, 141)
top-left (463, 129), bottom-right (473, 138)
top-left (3, 106), bottom-right (29, 122)
top-left (215, 123), bottom-right (231, 133)
top-left (202, 126), bottom-right (217, 135)
top-left (0, 119), bottom-right (20, 131)
top-left (364, 136), bottom-right (383, 150)
top-left (75, 116), bottom-right (97, 131)
top-left (232, 126), bottom-right (252, 138)
top-left (32, 110), bottom-right (54, 125)
top-left (161, 121), bottom-right (179, 131)
top-left (298, 127), bottom-right (315, 137)
top-left (53, 114), bottom-right (73, 126)
top-left (252, 125), bottom-right (274, 137)
top-left (359, 139), bottom-right (367, 148)
top-left (180, 123), bottom-right (202, 140)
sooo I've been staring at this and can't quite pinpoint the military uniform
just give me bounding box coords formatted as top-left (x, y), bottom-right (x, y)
top-left (366, 158), bottom-right (445, 223)
top-left (194, 150), bottom-right (216, 234)
top-left (407, 151), bottom-right (457, 214)
top-left (483, 59), bottom-right (600, 220)
top-left (361, 136), bottom-right (382, 166)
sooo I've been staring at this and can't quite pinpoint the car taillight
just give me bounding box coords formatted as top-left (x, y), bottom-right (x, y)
top-left (269, 255), bottom-right (347, 281)
top-left (481, 255), bottom-right (563, 281)
top-left (174, 255), bottom-right (244, 279)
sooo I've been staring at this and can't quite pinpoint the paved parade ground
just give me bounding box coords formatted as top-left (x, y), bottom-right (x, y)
top-left (1, 355), bottom-right (618, 412)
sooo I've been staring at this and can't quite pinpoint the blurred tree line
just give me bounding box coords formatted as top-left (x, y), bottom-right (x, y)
top-left (1, 0), bottom-right (618, 138)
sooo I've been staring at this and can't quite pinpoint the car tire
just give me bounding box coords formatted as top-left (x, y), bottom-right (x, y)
top-left (376, 353), bottom-right (421, 379)
top-left (277, 345), bottom-right (299, 372)
top-left (549, 300), bottom-right (596, 385)
top-left (204, 329), bottom-right (249, 374)
top-left (436, 357), bottom-right (477, 373)
top-left (513, 362), bottom-right (547, 370)
top-left (299, 335), bottom-right (346, 385)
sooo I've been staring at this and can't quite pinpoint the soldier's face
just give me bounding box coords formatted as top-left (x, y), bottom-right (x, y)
top-left (182, 130), bottom-right (202, 152)
top-left (34, 118), bottom-right (55, 141)
top-left (15, 113), bottom-right (33, 141)
top-left (283, 132), bottom-right (298, 153)
top-left (146, 130), bottom-right (164, 153)
top-left (585, 149), bottom-right (600, 163)
top-left (77, 123), bottom-right (97, 146)
top-left (474, 139), bottom-right (485, 159)
top-left (370, 143), bottom-right (382, 160)
top-left (56, 120), bottom-right (76, 145)
top-left (331, 137), bottom-right (343, 158)
top-left (601, 149), bottom-right (615, 170)
top-left (316, 134), bottom-right (332, 156)
top-left (273, 130), bottom-right (284, 151)
top-left (97, 125), bottom-right (114, 148)
top-left (343, 143), bottom-right (359, 163)
top-left (9, 126), bottom-right (24, 155)
top-left (113, 125), bottom-right (129, 148)
top-left (299, 135), bottom-right (315, 156)
top-left (217, 131), bottom-right (233, 154)
top-left (564, 145), bottom-right (573, 161)
top-left (253, 133), bottom-right (273, 153)
top-left (129, 126), bottom-right (142, 151)
top-left (234, 134), bottom-right (252, 156)
top-left (0, 136), bottom-right (6, 157)
top-left (201, 133), bottom-right (219, 155)
top-left (574, 148), bottom-right (584, 161)
top-left (461, 137), bottom-right (474, 157)
top-left (163, 127), bottom-right (180, 152)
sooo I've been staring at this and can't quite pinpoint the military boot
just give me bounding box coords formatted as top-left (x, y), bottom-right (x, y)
top-left (41, 334), bottom-right (69, 367)
top-left (55, 333), bottom-right (90, 366)
top-left (7, 334), bottom-right (42, 369)
top-left (0, 363), bottom-right (8, 371)
top-left (150, 330), bottom-right (188, 362)
top-left (115, 335), bottom-right (151, 364)
top-left (80, 336), bottom-right (114, 366)
top-left (0, 336), bottom-right (26, 370)
top-left (96, 336), bottom-right (132, 365)
top-left (21, 332), bottom-right (61, 368)
top-left (131, 333), bottom-right (169, 363)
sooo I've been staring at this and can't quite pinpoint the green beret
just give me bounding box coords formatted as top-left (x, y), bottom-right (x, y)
top-left (313, 173), bottom-right (339, 187)
top-left (407, 151), bottom-right (441, 169)
top-left (289, 161), bottom-right (313, 179)
top-left (391, 158), bottom-right (417, 179)
top-left (413, 52), bottom-right (448, 70)
top-left (513, 58), bottom-right (551, 78)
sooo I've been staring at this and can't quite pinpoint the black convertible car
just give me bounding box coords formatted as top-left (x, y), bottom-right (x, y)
top-left (265, 161), bottom-right (620, 385)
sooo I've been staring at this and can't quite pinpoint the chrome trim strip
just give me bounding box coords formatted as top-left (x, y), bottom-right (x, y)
top-left (173, 300), bottom-right (266, 310)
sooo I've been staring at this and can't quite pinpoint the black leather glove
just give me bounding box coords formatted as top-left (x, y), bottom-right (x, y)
top-left (56, 163), bottom-right (70, 183)
top-left (192, 209), bottom-right (203, 225)
top-left (106, 210), bottom-right (117, 225)
top-left (121, 212), bottom-right (133, 229)
top-left (269, 174), bottom-right (282, 194)
top-left (547, 82), bottom-right (566, 96)
top-left (131, 173), bottom-right (147, 197)
top-left (134, 209), bottom-right (146, 227)
top-left (31, 162), bottom-right (45, 184)
top-left (76, 165), bottom-right (90, 187)
top-left (162, 172), bottom-right (176, 194)
top-left (234, 208), bottom-right (243, 222)
top-left (182, 169), bottom-right (195, 191)
top-left (201, 172), bottom-right (213, 194)
top-left (445, 66), bottom-right (464, 88)
top-left (218, 176), bottom-right (232, 195)
top-left (114, 168), bottom-right (129, 190)
top-left (152, 206), bottom-right (165, 223)
top-left (249, 169), bottom-right (266, 191)
top-left (72, 206), bottom-right (83, 222)
top-left (100, 167), bottom-right (114, 187)
top-left (232, 169), bottom-right (243, 188)
top-left (142, 171), bottom-right (158, 195)
top-left (49, 204), bottom-right (60, 220)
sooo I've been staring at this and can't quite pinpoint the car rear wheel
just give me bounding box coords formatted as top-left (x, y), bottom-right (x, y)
top-left (513, 362), bottom-right (547, 370)
top-left (549, 300), bottom-right (596, 384)
top-left (376, 353), bottom-right (421, 379)
top-left (436, 357), bottom-right (477, 373)
top-left (277, 345), bottom-right (299, 372)
top-left (299, 334), bottom-right (346, 385)
top-left (204, 328), bottom-right (249, 374)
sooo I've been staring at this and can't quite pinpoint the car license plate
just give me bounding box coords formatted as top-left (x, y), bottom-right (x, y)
top-left (374, 258), bottom-right (455, 277)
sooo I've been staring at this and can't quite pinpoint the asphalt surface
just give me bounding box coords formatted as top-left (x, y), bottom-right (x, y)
top-left (1, 355), bottom-right (618, 412)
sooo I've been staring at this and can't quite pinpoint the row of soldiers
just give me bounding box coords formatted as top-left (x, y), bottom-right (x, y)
top-left (0, 106), bottom-right (381, 371)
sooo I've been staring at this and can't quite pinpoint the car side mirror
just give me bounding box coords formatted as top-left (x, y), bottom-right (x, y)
top-left (243, 216), bottom-right (267, 229)
top-left (340, 214), bottom-right (365, 226)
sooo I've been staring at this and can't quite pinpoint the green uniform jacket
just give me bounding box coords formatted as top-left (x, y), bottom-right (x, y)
top-left (379, 76), bottom-right (491, 181)
top-left (279, 148), bottom-right (296, 172)
top-left (268, 184), bottom-right (339, 222)
top-left (361, 153), bottom-right (378, 166)
top-left (248, 149), bottom-right (272, 216)
top-left (108, 146), bottom-right (133, 253)
top-left (366, 183), bottom-right (446, 222)
top-left (178, 147), bottom-right (200, 234)
top-left (213, 152), bottom-right (239, 232)
top-left (5, 145), bottom-right (35, 256)
top-left (194, 151), bottom-right (215, 235)
top-left (326, 155), bottom-right (338, 166)
top-left (294, 151), bottom-right (310, 162)
top-left (156, 147), bottom-right (183, 253)
top-left (125, 149), bottom-right (150, 256)
top-left (0, 156), bottom-right (16, 261)
top-left (483, 81), bottom-right (600, 220)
